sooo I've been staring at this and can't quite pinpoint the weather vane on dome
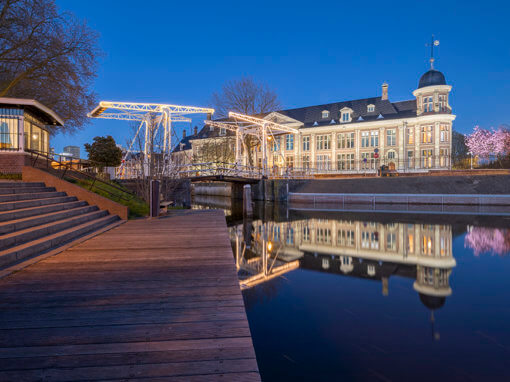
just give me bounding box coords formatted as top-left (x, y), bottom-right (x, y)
top-left (426, 35), bottom-right (440, 69)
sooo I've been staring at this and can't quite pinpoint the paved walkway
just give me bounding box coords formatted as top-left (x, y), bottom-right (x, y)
top-left (0, 210), bottom-right (260, 381)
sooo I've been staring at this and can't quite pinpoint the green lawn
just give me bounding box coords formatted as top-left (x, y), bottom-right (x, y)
top-left (70, 178), bottom-right (149, 219)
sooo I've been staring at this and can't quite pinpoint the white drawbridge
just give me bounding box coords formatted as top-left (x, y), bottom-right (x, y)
top-left (88, 101), bottom-right (214, 177)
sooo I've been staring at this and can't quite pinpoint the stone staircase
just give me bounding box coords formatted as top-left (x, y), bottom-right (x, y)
top-left (0, 181), bottom-right (122, 269)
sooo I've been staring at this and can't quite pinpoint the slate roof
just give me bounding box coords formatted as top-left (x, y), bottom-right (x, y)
top-left (173, 94), bottom-right (419, 152)
top-left (276, 96), bottom-right (417, 128)
top-left (172, 121), bottom-right (236, 153)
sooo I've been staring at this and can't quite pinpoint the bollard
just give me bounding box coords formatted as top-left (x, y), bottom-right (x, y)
top-left (150, 180), bottom-right (160, 218)
top-left (243, 184), bottom-right (253, 216)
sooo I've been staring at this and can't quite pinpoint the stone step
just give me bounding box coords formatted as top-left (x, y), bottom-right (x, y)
top-left (0, 196), bottom-right (77, 213)
top-left (0, 205), bottom-right (99, 236)
top-left (0, 209), bottom-right (109, 251)
top-left (0, 214), bottom-right (120, 269)
top-left (0, 191), bottom-right (66, 203)
top-left (0, 182), bottom-right (45, 188)
top-left (0, 187), bottom-right (57, 195)
top-left (0, 201), bottom-right (88, 223)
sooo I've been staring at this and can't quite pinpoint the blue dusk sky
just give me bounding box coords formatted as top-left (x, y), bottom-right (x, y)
top-left (53, 0), bottom-right (509, 156)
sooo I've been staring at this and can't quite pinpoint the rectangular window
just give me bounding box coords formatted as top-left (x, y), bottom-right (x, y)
top-left (422, 149), bottom-right (433, 168)
top-left (338, 132), bottom-right (355, 149)
top-left (316, 154), bottom-right (331, 170)
top-left (285, 156), bottom-right (294, 168)
top-left (440, 148), bottom-right (449, 167)
top-left (337, 153), bottom-right (354, 170)
top-left (302, 136), bottom-right (310, 151)
top-left (342, 112), bottom-right (350, 122)
top-left (386, 129), bottom-right (396, 146)
top-left (423, 96), bottom-right (433, 112)
top-left (370, 131), bottom-right (379, 147)
top-left (440, 125), bottom-right (449, 142)
top-left (406, 127), bottom-right (414, 145)
top-left (337, 133), bottom-right (345, 149)
top-left (338, 229), bottom-right (355, 246)
top-left (302, 155), bottom-right (310, 169)
top-left (219, 127), bottom-right (226, 136)
top-left (361, 131), bottom-right (369, 148)
top-left (285, 134), bottom-right (294, 150)
top-left (0, 117), bottom-right (19, 150)
top-left (421, 126), bottom-right (433, 143)
top-left (407, 150), bottom-right (414, 168)
top-left (439, 95), bottom-right (447, 112)
top-left (316, 135), bottom-right (331, 150)
top-left (361, 152), bottom-right (376, 170)
top-left (316, 228), bottom-right (331, 244)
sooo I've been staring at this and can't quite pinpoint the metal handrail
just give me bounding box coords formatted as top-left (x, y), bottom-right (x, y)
top-left (26, 149), bottom-right (136, 202)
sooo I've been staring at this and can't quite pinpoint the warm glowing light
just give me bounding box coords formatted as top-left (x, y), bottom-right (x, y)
top-left (267, 136), bottom-right (272, 141)
top-left (267, 242), bottom-right (273, 251)
top-left (32, 134), bottom-right (37, 139)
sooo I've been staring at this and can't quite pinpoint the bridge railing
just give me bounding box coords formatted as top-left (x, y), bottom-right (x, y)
top-left (176, 162), bottom-right (265, 179)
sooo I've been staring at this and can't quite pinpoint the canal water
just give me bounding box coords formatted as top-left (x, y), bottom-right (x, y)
top-left (193, 197), bottom-right (510, 381)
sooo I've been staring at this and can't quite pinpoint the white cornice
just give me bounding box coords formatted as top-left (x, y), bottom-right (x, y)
top-left (413, 85), bottom-right (452, 96)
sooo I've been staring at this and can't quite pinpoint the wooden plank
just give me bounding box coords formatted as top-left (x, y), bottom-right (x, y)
top-left (0, 209), bottom-right (260, 381)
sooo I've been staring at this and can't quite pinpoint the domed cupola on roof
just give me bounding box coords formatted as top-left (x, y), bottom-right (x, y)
top-left (412, 36), bottom-right (453, 116)
top-left (418, 69), bottom-right (446, 89)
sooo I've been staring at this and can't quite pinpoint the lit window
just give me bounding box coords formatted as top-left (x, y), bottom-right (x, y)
top-left (421, 126), bottom-right (433, 143)
top-left (406, 127), bottom-right (414, 145)
top-left (440, 125), bottom-right (449, 142)
top-left (322, 110), bottom-right (329, 119)
top-left (367, 104), bottom-right (375, 113)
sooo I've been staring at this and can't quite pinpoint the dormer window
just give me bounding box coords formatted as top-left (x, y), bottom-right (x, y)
top-left (340, 108), bottom-right (352, 123)
top-left (219, 127), bottom-right (226, 136)
top-left (321, 110), bottom-right (329, 119)
top-left (367, 104), bottom-right (375, 113)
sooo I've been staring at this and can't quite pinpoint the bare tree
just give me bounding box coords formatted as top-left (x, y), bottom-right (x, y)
top-left (0, 0), bottom-right (101, 132)
top-left (212, 77), bottom-right (281, 165)
top-left (212, 77), bottom-right (281, 118)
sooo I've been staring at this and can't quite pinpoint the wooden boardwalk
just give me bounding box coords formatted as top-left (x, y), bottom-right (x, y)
top-left (0, 210), bottom-right (260, 381)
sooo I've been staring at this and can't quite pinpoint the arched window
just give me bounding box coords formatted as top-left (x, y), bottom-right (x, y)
top-left (367, 104), bottom-right (375, 113)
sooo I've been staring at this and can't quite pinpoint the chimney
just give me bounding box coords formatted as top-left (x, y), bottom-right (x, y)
top-left (381, 82), bottom-right (388, 100)
top-left (194, 126), bottom-right (198, 135)
top-left (182, 129), bottom-right (186, 139)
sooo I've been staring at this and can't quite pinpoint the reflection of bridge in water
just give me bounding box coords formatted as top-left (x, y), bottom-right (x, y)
top-left (230, 217), bottom-right (456, 314)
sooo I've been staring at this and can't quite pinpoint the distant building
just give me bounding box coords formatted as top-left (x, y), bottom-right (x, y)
top-left (63, 145), bottom-right (80, 159)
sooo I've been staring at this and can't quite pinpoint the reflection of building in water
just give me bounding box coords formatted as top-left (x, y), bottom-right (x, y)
top-left (231, 218), bottom-right (455, 309)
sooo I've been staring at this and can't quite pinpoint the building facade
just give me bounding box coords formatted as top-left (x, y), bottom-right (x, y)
top-left (0, 97), bottom-right (63, 174)
top-left (251, 68), bottom-right (454, 174)
top-left (175, 67), bottom-right (455, 176)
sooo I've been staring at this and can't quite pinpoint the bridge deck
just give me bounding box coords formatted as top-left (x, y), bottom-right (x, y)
top-left (0, 210), bottom-right (260, 381)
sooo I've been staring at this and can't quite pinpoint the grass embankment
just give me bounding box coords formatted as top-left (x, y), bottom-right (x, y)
top-left (69, 178), bottom-right (149, 219)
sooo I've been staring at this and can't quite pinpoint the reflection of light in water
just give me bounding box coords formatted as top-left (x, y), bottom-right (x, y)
top-left (231, 217), bottom-right (457, 335)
